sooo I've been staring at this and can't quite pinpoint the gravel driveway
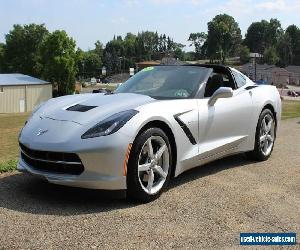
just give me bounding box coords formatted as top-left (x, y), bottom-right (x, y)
top-left (1, 118), bottom-right (299, 249)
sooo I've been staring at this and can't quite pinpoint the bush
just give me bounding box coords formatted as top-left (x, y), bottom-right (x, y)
top-left (264, 47), bottom-right (279, 65)
top-left (239, 45), bottom-right (250, 63)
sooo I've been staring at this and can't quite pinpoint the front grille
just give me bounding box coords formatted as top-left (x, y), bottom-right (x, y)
top-left (20, 143), bottom-right (84, 175)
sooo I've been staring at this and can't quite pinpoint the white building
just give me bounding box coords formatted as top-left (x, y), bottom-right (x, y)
top-left (0, 74), bottom-right (52, 113)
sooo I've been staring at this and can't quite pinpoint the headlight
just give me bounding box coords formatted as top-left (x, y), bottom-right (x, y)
top-left (81, 109), bottom-right (138, 139)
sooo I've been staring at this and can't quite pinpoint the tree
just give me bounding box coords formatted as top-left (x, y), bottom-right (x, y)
top-left (244, 21), bottom-right (269, 54)
top-left (101, 31), bottom-right (184, 74)
top-left (4, 24), bottom-right (49, 76)
top-left (244, 19), bottom-right (283, 54)
top-left (277, 33), bottom-right (293, 67)
top-left (173, 43), bottom-right (185, 60)
top-left (75, 48), bottom-right (84, 76)
top-left (123, 33), bottom-right (137, 66)
top-left (138, 31), bottom-right (159, 60)
top-left (103, 51), bottom-right (121, 75)
top-left (206, 14), bottom-right (242, 64)
top-left (38, 30), bottom-right (78, 95)
top-left (188, 32), bottom-right (207, 59)
top-left (0, 43), bottom-right (5, 72)
top-left (103, 38), bottom-right (125, 74)
top-left (94, 40), bottom-right (104, 58)
top-left (267, 18), bottom-right (283, 47)
top-left (183, 51), bottom-right (196, 61)
top-left (239, 45), bottom-right (250, 64)
top-left (167, 36), bottom-right (172, 51)
top-left (285, 25), bottom-right (300, 65)
top-left (82, 51), bottom-right (102, 77)
top-left (77, 41), bottom-right (103, 78)
top-left (264, 47), bottom-right (279, 65)
top-left (159, 34), bottom-right (167, 53)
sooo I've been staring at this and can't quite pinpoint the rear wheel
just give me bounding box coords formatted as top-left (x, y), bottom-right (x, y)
top-left (127, 128), bottom-right (172, 202)
top-left (246, 109), bottom-right (276, 161)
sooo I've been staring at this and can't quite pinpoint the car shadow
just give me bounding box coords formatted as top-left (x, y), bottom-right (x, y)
top-left (169, 154), bottom-right (253, 189)
top-left (0, 173), bottom-right (133, 216)
top-left (0, 154), bottom-right (254, 216)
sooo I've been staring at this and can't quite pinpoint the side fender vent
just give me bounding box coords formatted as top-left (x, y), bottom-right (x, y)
top-left (245, 85), bottom-right (258, 90)
top-left (66, 104), bottom-right (97, 112)
top-left (174, 110), bottom-right (197, 145)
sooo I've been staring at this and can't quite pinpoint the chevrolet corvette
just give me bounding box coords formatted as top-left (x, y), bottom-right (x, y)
top-left (18, 65), bottom-right (281, 201)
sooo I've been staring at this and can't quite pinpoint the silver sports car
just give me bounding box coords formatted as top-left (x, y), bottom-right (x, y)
top-left (18, 65), bottom-right (281, 201)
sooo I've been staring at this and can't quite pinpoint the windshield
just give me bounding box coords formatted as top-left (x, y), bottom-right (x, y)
top-left (115, 66), bottom-right (210, 99)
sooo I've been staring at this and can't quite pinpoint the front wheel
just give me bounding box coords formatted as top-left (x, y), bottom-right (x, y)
top-left (246, 109), bottom-right (276, 161)
top-left (127, 128), bottom-right (172, 202)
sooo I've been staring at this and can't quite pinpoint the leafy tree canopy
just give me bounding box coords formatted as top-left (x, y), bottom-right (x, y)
top-left (244, 18), bottom-right (283, 54)
top-left (0, 43), bottom-right (5, 72)
top-left (285, 25), bottom-right (300, 65)
top-left (264, 46), bottom-right (279, 65)
top-left (4, 23), bottom-right (49, 76)
top-left (239, 45), bottom-right (250, 64)
top-left (206, 14), bottom-right (242, 63)
top-left (38, 30), bottom-right (78, 95)
top-left (188, 32), bottom-right (207, 59)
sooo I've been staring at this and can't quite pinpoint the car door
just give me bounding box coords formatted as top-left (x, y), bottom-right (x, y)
top-left (197, 70), bottom-right (254, 164)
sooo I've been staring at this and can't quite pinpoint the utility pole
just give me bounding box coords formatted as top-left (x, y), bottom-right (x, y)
top-left (250, 53), bottom-right (262, 82)
top-left (82, 62), bottom-right (85, 80)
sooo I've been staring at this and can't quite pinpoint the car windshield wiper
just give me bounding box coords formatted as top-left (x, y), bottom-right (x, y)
top-left (149, 95), bottom-right (190, 100)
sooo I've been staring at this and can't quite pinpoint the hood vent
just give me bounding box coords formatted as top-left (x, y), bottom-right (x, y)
top-left (66, 104), bottom-right (97, 112)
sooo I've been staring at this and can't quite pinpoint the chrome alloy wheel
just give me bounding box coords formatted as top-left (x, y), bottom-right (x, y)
top-left (259, 114), bottom-right (275, 156)
top-left (137, 136), bottom-right (170, 195)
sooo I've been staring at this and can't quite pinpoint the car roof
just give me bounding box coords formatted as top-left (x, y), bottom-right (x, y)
top-left (155, 64), bottom-right (231, 73)
top-left (155, 63), bottom-right (229, 70)
top-left (183, 64), bottom-right (230, 71)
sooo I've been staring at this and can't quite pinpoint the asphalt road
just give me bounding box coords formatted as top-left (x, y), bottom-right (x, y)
top-left (0, 118), bottom-right (299, 249)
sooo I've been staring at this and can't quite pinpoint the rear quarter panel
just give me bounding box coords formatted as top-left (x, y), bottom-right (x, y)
top-left (250, 85), bottom-right (281, 132)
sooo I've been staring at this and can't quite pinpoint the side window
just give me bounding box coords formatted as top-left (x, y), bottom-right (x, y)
top-left (204, 73), bottom-right (225, 97)
top-left (232, 71), bottom-right (246, 88)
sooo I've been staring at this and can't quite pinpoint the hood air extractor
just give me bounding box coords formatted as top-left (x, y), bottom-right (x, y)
top-left (66, 104), bottom-right (97, 112)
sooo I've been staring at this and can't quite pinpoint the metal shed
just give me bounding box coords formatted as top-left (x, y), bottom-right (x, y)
top-left (0, 74), bottom-right (52, 113)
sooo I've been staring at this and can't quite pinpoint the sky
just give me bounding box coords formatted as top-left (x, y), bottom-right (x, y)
top-left (1, 0), bottom-right (300, 51)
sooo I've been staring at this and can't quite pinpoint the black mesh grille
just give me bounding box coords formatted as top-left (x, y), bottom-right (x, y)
top-left (20, 143), bottom-right (84, 175)
top-left (66, 104), bottom-right (97, 112)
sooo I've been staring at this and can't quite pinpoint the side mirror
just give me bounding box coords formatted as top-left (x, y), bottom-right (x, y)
top-left (208, 87), bottom-right (233, 106)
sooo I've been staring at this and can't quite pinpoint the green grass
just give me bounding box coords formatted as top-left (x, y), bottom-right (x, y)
top-left (0, 159), bottom-right (18, 173)
top-left (97, 83), bottom-right (118, 91)
top-left (0, 113), bottom-right (29, 173)
top-left (281, 100), bottom-right (300, 120)
top-left (0, 100), bottom-right (299, 174)
top-left (82, 83), bottom-right (118, 92)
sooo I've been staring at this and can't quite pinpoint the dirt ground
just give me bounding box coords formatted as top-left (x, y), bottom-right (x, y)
top-left (0, 118), bottom-right (299, 249)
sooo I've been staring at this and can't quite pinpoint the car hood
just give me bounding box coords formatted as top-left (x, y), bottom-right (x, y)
top-left (37, 93), bottom-right (155, 125)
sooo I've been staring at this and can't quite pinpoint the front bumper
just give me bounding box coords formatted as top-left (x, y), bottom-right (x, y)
top-left (18, 128), bottom-right (132, 190)
top-left (17, 158), bottom-right (126, 190)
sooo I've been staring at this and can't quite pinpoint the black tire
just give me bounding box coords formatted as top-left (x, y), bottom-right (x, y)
top-left (246, 109), bottom-right (276, 161)
top-left (126, 127), bottom-right (172, 202)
